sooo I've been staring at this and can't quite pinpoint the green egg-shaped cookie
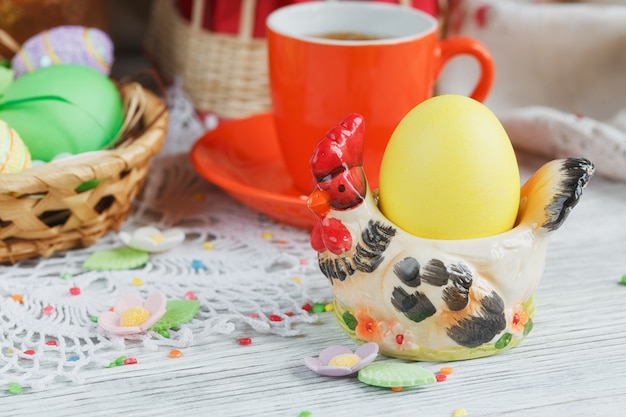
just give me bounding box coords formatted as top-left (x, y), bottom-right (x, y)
top-left (358, 363), bottom-right (436, 388)
top-left (0, 64), bottom-right (124, 161)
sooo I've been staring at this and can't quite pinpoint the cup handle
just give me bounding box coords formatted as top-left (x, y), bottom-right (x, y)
top-left (436, 37), bottom-right (495, 103)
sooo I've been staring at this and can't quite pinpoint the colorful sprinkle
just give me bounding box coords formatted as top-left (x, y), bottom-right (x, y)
top-left (285, 311), bottom-right (294, 317)
top-left (292, 277), bottom-right (302, 284)
top-left (301, 303), bottom-right (312, 312)
top-left (249, 313), bottom-right (260, 319)
top-left (299, 259), bottom-right (308, 265)
top-left (440, 367), bottom-right (454, 375)
top-left (11, 294), bottom-right (23, 303)
top-left (311, 303), bottom-right (325, 313)
top-left (23, 349), bottom-right (35, 356)
top-left (453, 408), bottom-right (468, 417)
top-left (620, 275), bottom-right (626, 285)
top-left (69, 287), bottom-right (81, 296)
top-left (390, 386), bottom-right (404, 392)
top-left (324, 303), bottom-right (334, 312)
top-left (269, 314), bottom-right (282, 322)
top-left (261, 231), bottom-right (273, 240)
top-left (46, 340), bottom-right (57, 346)
top-left (184, 291), bottom-right (197, 300)
top-left (61, 273), bottom-right (72, 281)
top-left (89, 315), bottom-right (98, 323)
top-left (131, 277), bottom-right (144, 286)
top-left (299, 412), bottom-right (312, 417)
top-left (238, 338), bottom-right (252, 346)
top-left (123, 358), bottom-right (138, 365)
top-left (115, 356), bottom-right (127, 366)
top-left (68, 356), bottom-right (80, 362)
top-left (8, 383), bottom-right (22, 395)
top-left (202, 241), bottom-right (214, 250)
top-left (436, 373), bottom-right (447, 382)
top-left (42, 305), bottom-right (54, 315)
top-left (276, 239), bottom-right (288, 245)
top-left (158, 329), bottom-right (170, 338)
top-left (395, 334), bottom-right (404, 344)
top-left (169, 349), bottom-right (183, 358)
top-left (191, 259), bottom-right (204, 270)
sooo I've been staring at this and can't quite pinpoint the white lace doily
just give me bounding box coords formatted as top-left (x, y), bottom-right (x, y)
top-left (0, 83), bottom-right (331, 389)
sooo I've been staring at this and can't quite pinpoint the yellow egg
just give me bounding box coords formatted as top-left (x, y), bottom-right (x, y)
top-left (378, 95), bottom-right (520, 240)
top-left (0, 119), bottom-right (31, 174)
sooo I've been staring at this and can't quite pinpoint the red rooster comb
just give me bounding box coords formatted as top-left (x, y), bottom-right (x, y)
top-left (310, 114), bottom-right (365, 181)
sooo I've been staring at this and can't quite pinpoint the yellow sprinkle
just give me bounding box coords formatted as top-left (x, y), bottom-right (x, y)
top-left (6, 349), bottom-right (13, 355)
top-left (202, 241), bottom-right (214, 250)
top-left (440, 367), bottom-right (454, 375)
top-left (292, 277), bottom-right (301, 284)
top-left (328, 353), bottom-right (361, 368)
top-left (324, 303), bottom-right (334, 312)
top-left (131, 277), bottom-right (144, 286)
top-left (120, 307), bottom-right (150, 327)
top-left (261, 231), bottom-right (273, 240)
top-left (191, 192), bottom-right (205, 202)
top-left (453, 408), bottom-right (468, 417)
top-left (149, 234), bottom-right (165, 244)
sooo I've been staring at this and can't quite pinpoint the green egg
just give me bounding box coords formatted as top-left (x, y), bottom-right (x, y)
top-left (0, 64), bottom-right (124, 162)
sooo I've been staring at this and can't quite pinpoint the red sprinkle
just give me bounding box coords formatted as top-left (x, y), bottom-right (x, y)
top-left (23, 350), bottom-right (35, 356)
top-left (45, 340), bottom-right (57, 346)
top-left (285, 311), bottom-right (294, 317)
top-left (436, 374), bottom-right (447, 382)
top-left (301, 303), bottom-right (312, 312)
top-left (69, 287), bottom-right (81, 296)
top-left (395, 334), bottom-right (404, 344)
top-left (249, 313), bottom-right (260, 319)
top-left (184, 291), bottom-right (197, 300)
top-left (238, 338), bottom-right (252, 346)
top-left (123, 358), bottom-right (138, 365)
top-left (42, 305), bottom-right (54, 315)
top-left (269, 314), bottom-right (282, 322)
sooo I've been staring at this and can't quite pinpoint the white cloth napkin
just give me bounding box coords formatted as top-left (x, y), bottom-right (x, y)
top-left (437, 0), bottom-right (626, 182)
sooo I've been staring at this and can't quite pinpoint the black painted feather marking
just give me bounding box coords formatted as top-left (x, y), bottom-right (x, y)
top-left (361, 220), bottom-right (396, 252)
top-left (543, 158), bottom-right (594, 231)
top-left (391, 287), bottom-right (436, 323)
top-left (421, 259), bottom-right (450, 287)
top-left (353, 220), bottom-right (396, 273)
top-left (443, 262), bottom-right (473, 311)
top-left (446, 291), bottom-right (506, 348)
top-left (318, 220), bottom-right (396, 283)
top-left (353, 244), bottom-right (384, 273)
top-left (393, 257), bottom-right (421, 287)
top-left (318, 256), bottom-right (355, 282)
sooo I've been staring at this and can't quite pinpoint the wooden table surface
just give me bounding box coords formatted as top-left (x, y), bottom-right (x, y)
top-left (0, 151), bottom-right (625, 417)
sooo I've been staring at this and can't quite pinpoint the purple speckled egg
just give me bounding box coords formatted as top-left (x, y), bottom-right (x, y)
top-left (11, 25), bottom-right (114, 78)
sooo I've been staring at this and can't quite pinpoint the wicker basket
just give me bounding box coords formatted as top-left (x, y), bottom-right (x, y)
top-left (145, 0), bottom-right (271, 119)
top-left (0, 83), bottom-right (168, 264)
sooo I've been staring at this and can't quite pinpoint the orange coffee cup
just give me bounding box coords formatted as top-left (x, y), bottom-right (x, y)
top-left (266, 1), bottom-right (494, 193)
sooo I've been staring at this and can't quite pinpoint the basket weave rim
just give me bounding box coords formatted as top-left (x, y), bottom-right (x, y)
top-left (0, 87), bottom-right (167, 195)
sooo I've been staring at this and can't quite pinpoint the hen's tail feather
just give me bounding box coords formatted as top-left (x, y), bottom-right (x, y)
top-left (517, 157), bottom-right (594, 232)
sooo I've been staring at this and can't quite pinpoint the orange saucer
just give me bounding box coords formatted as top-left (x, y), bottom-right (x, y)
top-left (190, 112), bottom-right (317, 230)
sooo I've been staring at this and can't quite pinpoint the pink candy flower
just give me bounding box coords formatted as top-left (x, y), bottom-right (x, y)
top-left (304, 343), bottom-right (379, 376)
top-left (98, 292), bottom-right (167, 336)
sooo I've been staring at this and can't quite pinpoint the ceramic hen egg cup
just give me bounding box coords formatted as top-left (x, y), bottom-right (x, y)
top-left (307, 114), bottom-right (594, 361)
